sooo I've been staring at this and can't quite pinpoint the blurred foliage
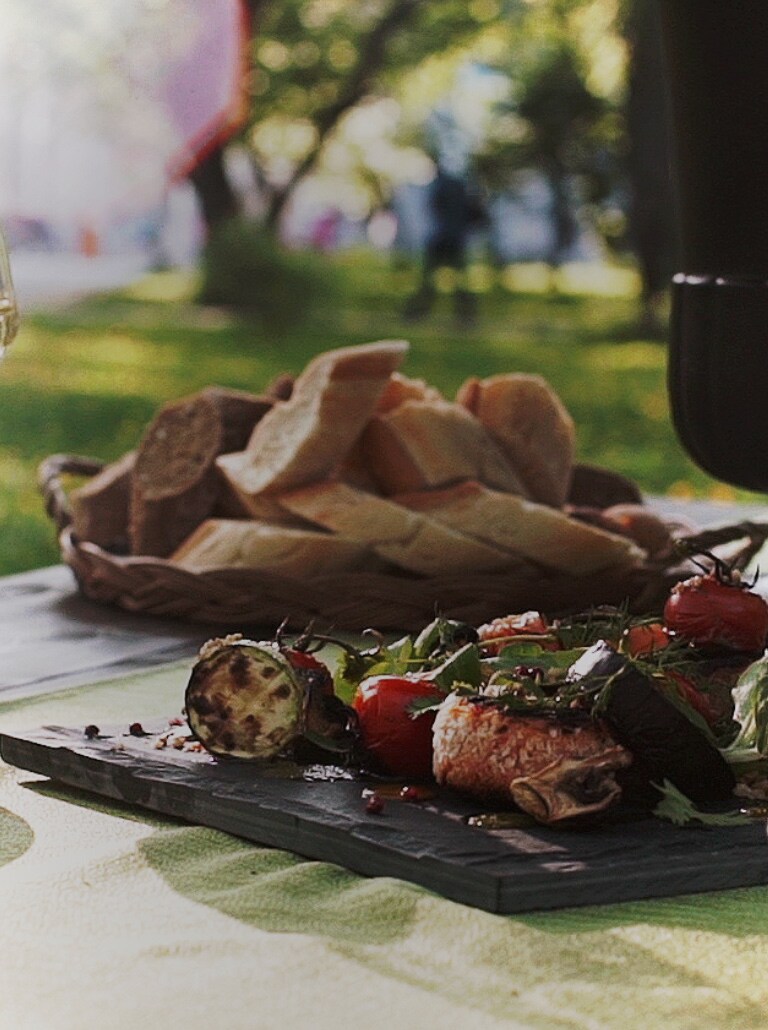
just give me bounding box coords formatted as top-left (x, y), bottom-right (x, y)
top-left (232, 0), bottom-right (636, 270)
top-left (198, 218), bottom-right (342, 333)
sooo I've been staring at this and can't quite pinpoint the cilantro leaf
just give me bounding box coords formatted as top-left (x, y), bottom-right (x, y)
top-left (651, 779), bottom-right (749, 827)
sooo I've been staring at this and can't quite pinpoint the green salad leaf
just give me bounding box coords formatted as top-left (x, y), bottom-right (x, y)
top-left (652, 779), bottom-right (750, 827)
top-left (725, 654), bottom-right (768, 758)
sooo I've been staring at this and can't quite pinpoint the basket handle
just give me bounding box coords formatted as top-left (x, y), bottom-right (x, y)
top-left (37, 454), bottom-right (105, 535)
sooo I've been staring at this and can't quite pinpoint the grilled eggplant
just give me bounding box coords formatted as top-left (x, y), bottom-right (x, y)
top-left (566, 640), bottom-right (736, 805)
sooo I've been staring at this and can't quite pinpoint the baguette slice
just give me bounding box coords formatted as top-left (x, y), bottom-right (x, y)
top-left (359, 399), bottom-right (529, 497)
top-left (279, 481), bottom-right (525, 577)
top-left (170, 518), bottom-right (369, 575)
top-left (217, 340), bottom-right (409, 503)
top-left (394, 480), bottom-right (645, 576)
top-left (375, 371), bottom-right (443, 413)
top-left (457, 374), bottom-right (575, 507)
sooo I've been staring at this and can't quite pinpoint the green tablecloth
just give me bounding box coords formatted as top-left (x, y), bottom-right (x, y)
top-left (1, 663), bottom-right (767, 1030)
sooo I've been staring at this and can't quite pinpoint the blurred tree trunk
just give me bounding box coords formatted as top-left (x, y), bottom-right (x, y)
top-left (264, 0), bottom-right (423, 231)
top-left (188, 147), bottom-right (242, 232)
top-left (188, 0), bottom-right (269, 236)
top-left (622, 0), bottom-right (678, 327)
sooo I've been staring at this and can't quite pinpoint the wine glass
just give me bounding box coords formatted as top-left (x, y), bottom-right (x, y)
top-left (0, 226), bottom-right (19, 355)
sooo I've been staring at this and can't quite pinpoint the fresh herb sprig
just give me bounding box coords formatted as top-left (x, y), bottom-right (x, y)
top-left (652, 780), bottom-right (750, 827)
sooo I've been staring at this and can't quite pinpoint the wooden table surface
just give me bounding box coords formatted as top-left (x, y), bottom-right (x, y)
top-left (0, 564), bottom-right (216, 702)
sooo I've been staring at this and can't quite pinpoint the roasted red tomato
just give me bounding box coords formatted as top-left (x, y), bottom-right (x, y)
top-left (621, 621), bottom-right (672, 658)
top-left (477, 611), bottom-right (558, 656)
top-left (663, 569), bottom-right (768, 653)
top-left (353, 675), bottom-right (444, 779)
top-left (282, 648), bottom-right (335, 696)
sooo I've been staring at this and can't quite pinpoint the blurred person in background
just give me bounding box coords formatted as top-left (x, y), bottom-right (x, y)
top-left (404, 164), bottom-right (486, 328)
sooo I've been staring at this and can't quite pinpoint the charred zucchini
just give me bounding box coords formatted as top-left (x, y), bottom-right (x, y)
top-left (185, 640), bottom-right (304, 759)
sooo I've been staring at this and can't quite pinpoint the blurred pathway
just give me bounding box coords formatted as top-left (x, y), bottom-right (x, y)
top-left (10, 251), bottom-right (151, 312)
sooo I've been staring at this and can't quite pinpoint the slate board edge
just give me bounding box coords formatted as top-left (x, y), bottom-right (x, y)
top-left (3, 730), bottom-right (768, 916)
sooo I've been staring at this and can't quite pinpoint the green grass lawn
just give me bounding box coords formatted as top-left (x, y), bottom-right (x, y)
top-left (0, 252), bottom-right (760, 576)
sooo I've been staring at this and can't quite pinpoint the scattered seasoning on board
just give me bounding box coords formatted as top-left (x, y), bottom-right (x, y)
top-left (399, 785), bottom-right (430, 802)
top-left (364, 791), bottom-right (385, 815)
top-left (84, 724), bottom-right (100, 739)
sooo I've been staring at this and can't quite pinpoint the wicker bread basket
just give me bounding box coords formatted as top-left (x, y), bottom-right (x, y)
top-left (39, 454), bottom-right (768, 633)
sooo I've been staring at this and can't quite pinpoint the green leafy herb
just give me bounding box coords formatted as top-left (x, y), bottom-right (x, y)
top-left (554, 602), bottom-right (635, 650)
top-left (727, 655), bottom-right (768, 758)
top-left (487, 641), bottom-right (584, 673)
top-left (428, 642), bottom-right (482, 691)
top-left (651, 779), bottom-right (750, 827)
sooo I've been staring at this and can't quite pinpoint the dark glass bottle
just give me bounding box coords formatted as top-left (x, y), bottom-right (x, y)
top-left (659, 0), bottom-right (768, 490)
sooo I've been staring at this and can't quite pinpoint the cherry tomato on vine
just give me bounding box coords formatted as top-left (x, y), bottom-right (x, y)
top-left (663, 570), bottom-right (768, 653)
top-left (353, 675), bottom-right (444, 779)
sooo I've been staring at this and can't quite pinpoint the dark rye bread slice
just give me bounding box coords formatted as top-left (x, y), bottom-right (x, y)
top-left (70, 450), bottom-right (136, 551)
top-left (130, 393), bottom-right (225, 557)
top-left (130, 387), bottom-right (283, 556)
top-left (200, 386), bottom-right (275, 453)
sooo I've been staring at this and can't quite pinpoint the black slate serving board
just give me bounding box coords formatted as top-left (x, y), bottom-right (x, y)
top-left (2, 723), bottom-right (767, 914)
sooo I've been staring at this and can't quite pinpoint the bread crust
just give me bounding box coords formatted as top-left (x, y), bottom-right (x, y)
top-left (217, 340), bottom-right (409, 503)
top-left (359, 399), bottom-right (529, 497)
top-left (70, 450), bottom-right (136, 551)
top-left (278, 481), bottom-right (526, 576)
top-left (457, 373), bottom-right (575, 507)
top-left (395, 480), bottom-right (646, 576)
top-left (170, 518), bottom-right (368, 575)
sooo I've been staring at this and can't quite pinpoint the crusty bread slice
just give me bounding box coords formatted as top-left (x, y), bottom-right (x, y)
top-left (278, 481), bottom-right (525, 577)
top-left (70, 450), bottom-right (135, 551)
top-left (217, 340), bottom-right (409, 503)
top-left (375, 371), bottom-right (443, 413)
top-left (214, 456), bottom-right (317, 525)
top-left (170, 519), bottom-right (369, 575)
top-left (358, 399), bottom-right (529, 497)
top-left (457, 373), bottom-right (575, 508)
top-left (394, 480), bottom-right (646, 576)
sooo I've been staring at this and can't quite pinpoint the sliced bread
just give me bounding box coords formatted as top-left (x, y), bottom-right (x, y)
top-left (394, 480), bottom-right (646, 576)
top-left (170, 518), bottom-right (369, 575)
top-left (457, 373), bottom-right (575, 507)
top-left (200, 386), bottom-right (275, 453)
top-left (216, 340), bottom-right (409, 505)
top-left (130, 393), bottom-right (225, 557)
top-left (278, 481), bottom-right (525, 577)
top-left (358, 399), bottom-right (529, 497)
top-left (375, 371), bottom-right (443, 413)
top-left (70, 450), bottom-right (136, 551)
